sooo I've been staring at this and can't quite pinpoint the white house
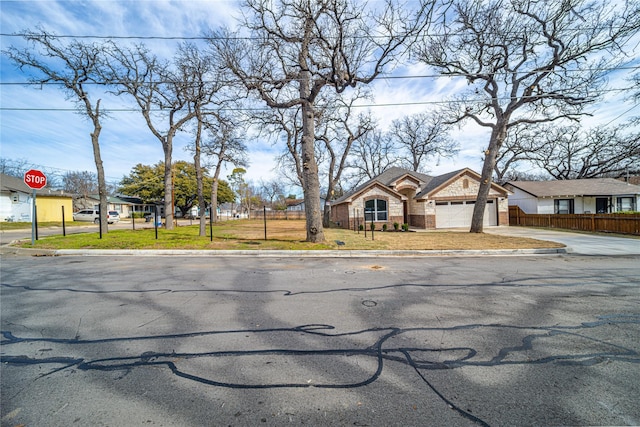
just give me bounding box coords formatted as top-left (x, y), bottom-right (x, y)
top-left (1, 173), bottom-right (74, 222)
top-left (505, 178), bottom-right (640, 214)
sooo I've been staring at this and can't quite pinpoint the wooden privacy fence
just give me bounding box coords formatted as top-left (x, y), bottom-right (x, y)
top-left (250, 210), bottom-right (306, 220)
top-left (509, 206), bottom-right (640, 235)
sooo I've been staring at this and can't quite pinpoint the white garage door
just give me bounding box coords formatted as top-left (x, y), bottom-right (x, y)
top-left (435, 200), bottom-right (497, 228)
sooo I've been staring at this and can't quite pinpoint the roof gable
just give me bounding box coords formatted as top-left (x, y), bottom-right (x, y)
top-left (333, 181), bottom-right (406, 205)
top-left (333, 167), bottom-right (433, 205)
top-left (417, 168), bottom-right (509, 199)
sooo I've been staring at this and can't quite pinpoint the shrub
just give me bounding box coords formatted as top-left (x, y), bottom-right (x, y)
top-left (382, 224), bottom-right (388, 231)
top-left (393, 222), bottom-right (400, 231)
top-left (402, 223), bottom-right (409, 231)
top-left (370, 222), bottom-right (376, 231)
top-left (359, 224), bottom-right (364, 231)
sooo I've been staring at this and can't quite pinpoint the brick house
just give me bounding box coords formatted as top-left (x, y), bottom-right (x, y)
top-left (330, 167), bottom-right (510, 229)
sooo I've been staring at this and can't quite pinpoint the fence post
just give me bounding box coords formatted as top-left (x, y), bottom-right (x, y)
top-left (62, 205), bottom-right (66, 237)
top-left (154, 206), bottom-right (158, 240)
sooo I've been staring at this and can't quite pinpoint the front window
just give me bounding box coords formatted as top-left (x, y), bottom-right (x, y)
top-left (617, 197), bottom-right (636, 212)
top-left (554, 199), bottom-right (574, 214)
top-left (364, 199), bottom-right (387, 221)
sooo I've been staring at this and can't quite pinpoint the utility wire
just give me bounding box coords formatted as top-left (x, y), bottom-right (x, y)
top-left (1, 66), bottom-right (637, 86)
top-left (0, 87), bottom-right (631, 112)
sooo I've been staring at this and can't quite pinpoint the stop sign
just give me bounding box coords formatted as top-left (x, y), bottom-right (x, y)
top-left (24, 169), bottom-right (47, 190)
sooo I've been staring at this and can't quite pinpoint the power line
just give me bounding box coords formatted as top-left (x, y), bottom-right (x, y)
top-left (1, 66), bottom-right (637, 87)
top-left (602, 103), bottom-right (640, 126)
top-left (0, 87), bottom-right (631, 112)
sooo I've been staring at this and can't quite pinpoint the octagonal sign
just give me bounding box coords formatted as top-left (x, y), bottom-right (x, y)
top-left (24, 169), bottom-right (47, 190)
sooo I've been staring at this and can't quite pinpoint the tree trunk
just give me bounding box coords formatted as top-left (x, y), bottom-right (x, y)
top-left (163, 136), bottom-right (174, 230)
top-left (323, 204), bottom-right (331, 228)
top-left (301, 100), bottom-right (324, 242)
top-left (211, 157), bottom-right (223, 223)
top-left (470, 123), bottom-right (506, 233)
top-left (194, 117), bottom-right (206, 236)
top-left (89, 104), bottom-right (108, 234)
top-left (211, 178), bottom-right (219, 223)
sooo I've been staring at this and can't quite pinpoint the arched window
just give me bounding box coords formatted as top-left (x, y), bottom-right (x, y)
top-left (364, 199), bottom-right (388, 221)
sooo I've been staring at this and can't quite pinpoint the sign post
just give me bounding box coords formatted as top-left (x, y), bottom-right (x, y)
top-left (24, 169), bottom-right (47, 245)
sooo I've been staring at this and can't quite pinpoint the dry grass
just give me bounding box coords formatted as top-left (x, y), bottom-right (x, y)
top-left (253, 220), bottom-right (564, 250)
top-left (25, 219), bottom-right (565, 251)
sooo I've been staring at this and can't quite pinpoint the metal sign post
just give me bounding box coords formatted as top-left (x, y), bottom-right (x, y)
top-left (31, 190), bottom-right (36, 245)
top-left (24, 170), bottom-right (47, 246)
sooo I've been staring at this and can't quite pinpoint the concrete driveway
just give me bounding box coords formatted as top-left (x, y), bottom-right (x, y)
top-left (486, 226), bottom-right (640, 256)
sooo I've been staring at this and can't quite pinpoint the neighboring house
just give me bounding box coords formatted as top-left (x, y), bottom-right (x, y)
top-left (76, 195), bottom-right (140, 218)
top-left (116, 195), bottom-right (155, 217)
top-left (504, 178), bottom-right (640, 214)
top-left (285, 197), bottom-right (327, 212)
top-left (331, 167), bottom-right (510, 229)
top-left (0, 173), bottom-right (73, 222)
top-left (285, 198), bottom-right (304, 211)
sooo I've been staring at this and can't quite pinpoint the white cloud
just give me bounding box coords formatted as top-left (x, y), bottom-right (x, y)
top-left (1, 0), bottom-right (638, 193)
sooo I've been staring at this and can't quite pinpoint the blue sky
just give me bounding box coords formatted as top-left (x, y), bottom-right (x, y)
top-left (1, 0), bottom-right (638, 192)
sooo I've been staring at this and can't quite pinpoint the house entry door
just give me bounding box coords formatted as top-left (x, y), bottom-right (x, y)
top-left (596, 198), bottom-right (609, 213)
top-left (403, 201), bottom-right (408, 225)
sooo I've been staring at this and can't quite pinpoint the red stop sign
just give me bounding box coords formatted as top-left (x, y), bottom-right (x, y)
top-left (24, 169), bottom-right (47, 190)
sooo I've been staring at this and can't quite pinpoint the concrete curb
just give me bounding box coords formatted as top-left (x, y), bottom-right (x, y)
top-left (27, 248), bottom-right (567, 257)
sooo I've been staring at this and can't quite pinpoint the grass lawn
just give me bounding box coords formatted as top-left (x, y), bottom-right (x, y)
top-left (17, 219), bottom-right (565, 251)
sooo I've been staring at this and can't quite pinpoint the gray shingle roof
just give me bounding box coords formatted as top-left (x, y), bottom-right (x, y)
top-left (416, 168), bottom-right (467, 198)
top-left (506, 178), bottom-right (640, 197)
top-left (333, 167), bottom-right (434, 204)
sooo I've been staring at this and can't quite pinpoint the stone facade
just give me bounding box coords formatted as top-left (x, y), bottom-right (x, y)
top-left (330, 168), bottom-right (510, 230)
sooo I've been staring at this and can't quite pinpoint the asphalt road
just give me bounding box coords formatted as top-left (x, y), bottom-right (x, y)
top-left (0, 220), bottom-right (139, 245)
top-left (1, 254), bottom-right (639, 426)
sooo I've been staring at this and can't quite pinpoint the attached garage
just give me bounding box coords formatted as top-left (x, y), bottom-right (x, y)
top-left (435, 199), bottom-right (497, 228)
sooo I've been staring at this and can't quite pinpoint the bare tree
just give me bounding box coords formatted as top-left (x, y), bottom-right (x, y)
top-left (267, 90), bottom-right (375, 225)
top-left (0, 158), bottom-right (38, 178)
top-left (62, 171), bottom-right (98, 198)
top-left (270, 108), bottom-right (305, 190)
top-left (175, 42), bottom-right (227, 235)
top-left (315, 91), bottom-right (375, 226)
top-left (106, 43), bottom-right (220, 229)
top-left (493, 125), bottom-right (546, 182)
top-left (208, 0), bottom-right (433, 242)
top-left (344, 129), bottom-right (399, 189)
top-left (259, 178), bottom-right (285, 209)
top-left (498, 169), bottom-right (549, 184)
top-left (415, 0), bottom-right (640, 232)
top-left (201, 114), bottom-right (248, 224)
top-left (390, 111), bottom-right (458, 173)
top-left (5, 29), bottom-right (111, 231)
top-left (529, 124), bottom-right (640, 180)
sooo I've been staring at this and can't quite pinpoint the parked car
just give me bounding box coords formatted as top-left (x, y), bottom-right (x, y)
top-left (73, 209), bottom-right (120, 224)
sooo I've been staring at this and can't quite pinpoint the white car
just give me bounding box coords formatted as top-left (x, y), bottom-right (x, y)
top-left (73, 209), bottom-right (120, 224)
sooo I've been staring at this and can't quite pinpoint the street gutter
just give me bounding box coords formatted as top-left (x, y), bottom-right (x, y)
top-left (0, 247), bottom-right (566, 257)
